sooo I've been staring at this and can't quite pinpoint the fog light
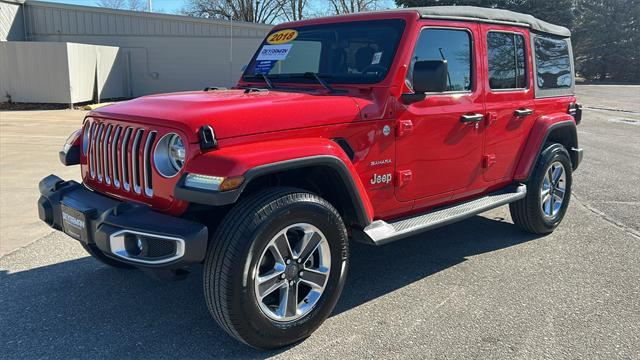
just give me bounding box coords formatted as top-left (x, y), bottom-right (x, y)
top-left (124, 233), bottom-right (144, 256)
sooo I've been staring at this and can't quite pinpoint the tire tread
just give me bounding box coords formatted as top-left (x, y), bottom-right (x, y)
top-left (510, 142), bottom-right (572, 234)
top-left (204, 187), bottom-right (343, 347)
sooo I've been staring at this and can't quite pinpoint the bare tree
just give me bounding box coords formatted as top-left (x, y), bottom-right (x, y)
top-left (96, 0), bottom-right (126, 9)
top-left (96, 0), bottom-right (148, 11)
top-left (327, 0), bottom-right (391, 14)
top-left (184, 0), bottom-right (290, 24)
top-left (183, 0), bottom-right (390, 23)
top-left (127, 0), bottom-right (148, 11)
top-left (280, 0), bottom-right (310, 21)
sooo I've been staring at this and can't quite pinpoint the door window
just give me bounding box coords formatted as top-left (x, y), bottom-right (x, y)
top-left (407, 28), bottom-right (473, 92)
top-left (534, 36), bottom-right (572, 89)
top-left (487, 32), bottom-right (527, 89)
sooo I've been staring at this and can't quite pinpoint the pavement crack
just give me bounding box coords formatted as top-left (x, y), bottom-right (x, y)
top-left (573, 193), bottom-right (640, 240)
top-left (595, 201), bottom-right (640, 205)
top-left (586, 106), bottom-right (640, 115)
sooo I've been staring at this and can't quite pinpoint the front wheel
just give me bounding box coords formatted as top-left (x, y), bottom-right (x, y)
top-left (510, 143), bottom-right (573, 234)
top-left (204, 188), bottom-right (349, 349)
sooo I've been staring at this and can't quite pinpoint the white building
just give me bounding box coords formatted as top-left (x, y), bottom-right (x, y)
top-left (0, 0), bottom-right (271, 104)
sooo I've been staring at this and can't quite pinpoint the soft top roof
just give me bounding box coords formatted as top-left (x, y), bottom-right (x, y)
top-left (410, 6), bottom-right (571, 37)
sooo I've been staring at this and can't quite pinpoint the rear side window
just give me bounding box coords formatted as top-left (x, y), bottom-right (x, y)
top-left (408, 28), bottom-right (473, 92)
top-left (534, 36), bottom-right (572, 89)
top-left (487, 32), bottom-right (527, 89)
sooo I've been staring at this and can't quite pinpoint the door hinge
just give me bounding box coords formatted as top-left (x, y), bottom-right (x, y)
top-left (395, 170), bottom-right (413, 187)
top-left (396, 120), bottom-right (413, 138)
top-left (483, 154), bottom-right (496, 168)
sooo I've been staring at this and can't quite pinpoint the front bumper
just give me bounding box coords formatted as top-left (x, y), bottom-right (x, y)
top-left (37, 175), bottom-right (208, 269)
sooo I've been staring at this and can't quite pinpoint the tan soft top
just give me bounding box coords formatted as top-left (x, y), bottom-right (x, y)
top-left (406, 6), bottom-right (570, 37)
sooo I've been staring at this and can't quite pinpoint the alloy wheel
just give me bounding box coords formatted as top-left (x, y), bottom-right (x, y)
top-left (254, 223), bottom-right (331, 322)
top-left (540, 161), bottom-right (567, 218)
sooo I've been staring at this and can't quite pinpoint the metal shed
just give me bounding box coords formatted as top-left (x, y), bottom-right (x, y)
top-left (0, 0), bottom-right (272, 104)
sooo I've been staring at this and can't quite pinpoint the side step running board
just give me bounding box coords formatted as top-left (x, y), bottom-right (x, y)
top-left (361, 184), bottom-right (527, 246)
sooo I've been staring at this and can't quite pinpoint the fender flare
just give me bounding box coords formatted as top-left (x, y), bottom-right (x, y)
top-left (175, 143), bottom-right (374, 227)
top-left (513, 115), bottom-right (578, 182)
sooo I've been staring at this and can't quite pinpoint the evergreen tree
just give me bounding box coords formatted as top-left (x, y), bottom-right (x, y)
top-left (395, 0), bottom-right (639, 82)
top-left (573, 0), bottom-right (639, 81)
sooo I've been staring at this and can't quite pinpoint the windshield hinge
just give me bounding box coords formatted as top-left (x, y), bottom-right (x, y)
top-left (243, 87), bottom-right (269, 94)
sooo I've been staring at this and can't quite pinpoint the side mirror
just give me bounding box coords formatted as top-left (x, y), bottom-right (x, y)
top-left (402, 60), bottom-right (449, 104)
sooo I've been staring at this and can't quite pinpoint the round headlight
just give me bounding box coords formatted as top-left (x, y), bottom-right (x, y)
top-left (168, 135), bottom-right (185, 170)
top-left (154, 133), bottom-right (186, 178)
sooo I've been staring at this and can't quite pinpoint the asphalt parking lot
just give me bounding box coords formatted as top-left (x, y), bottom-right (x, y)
top-left (1, 85), bottom-right (639, 359)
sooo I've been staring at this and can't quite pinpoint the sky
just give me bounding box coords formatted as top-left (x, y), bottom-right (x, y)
top-left (42, 0), bottom-right (397, 17)
top-left (44, 0), bottom-right (186, 14)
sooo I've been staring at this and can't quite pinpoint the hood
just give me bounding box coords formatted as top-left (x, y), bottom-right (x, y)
top-left (90, 89), bottom-right (362, 142)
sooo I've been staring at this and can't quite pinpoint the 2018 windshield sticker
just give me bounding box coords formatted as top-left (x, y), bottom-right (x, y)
top-left (256, 44), bottom-right (292, 61)
top-left (267, 29), bottom-right (298, 44)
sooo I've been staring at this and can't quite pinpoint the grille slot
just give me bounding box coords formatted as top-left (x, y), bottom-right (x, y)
top-left (102, 125), bottom-right (113, 185)
top-left (131, 129), bottom-right (144, 194)
top-left (96, 124), bottom-right (105, 181)
top-left (88, 122), bottom-right (97, 178)
top-left (111, 126), bottom-right (122, 188)
top-left (143, 131), bottom-right (157, 197)
top-left (121, 127), bottom-right (132, 191)
top-left (85, 121), bottom-right (156, 197)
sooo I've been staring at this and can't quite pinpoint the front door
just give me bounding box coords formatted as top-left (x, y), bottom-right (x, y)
top-left (395, 23), bottom-right (485, 204)
top-left (482, 25), bottom-right (536, 182)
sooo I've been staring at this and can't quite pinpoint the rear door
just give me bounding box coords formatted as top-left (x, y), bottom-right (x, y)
top-left (395, 22), bottom-right (485, 205)
top-left (482, 25), bottom-right (536, 182)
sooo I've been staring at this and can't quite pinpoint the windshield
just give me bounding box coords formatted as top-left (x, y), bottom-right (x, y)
top-left (243, 19), bottom-right (406, 85)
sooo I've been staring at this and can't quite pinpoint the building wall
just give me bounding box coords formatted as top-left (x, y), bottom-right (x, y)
top-left (0, 41), bottom-right (124, 103)
top-left (22, 1), bottom-right (272, 96)
top-left (66, 42), bottom-right (124, 102)
top-left (0, 41), bottom-right (71, 103)
top-left (0, 0), bottom-right (25, 41)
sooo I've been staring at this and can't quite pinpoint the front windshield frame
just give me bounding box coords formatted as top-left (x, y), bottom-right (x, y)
top-left (242, 19), bottom-right (407, 85)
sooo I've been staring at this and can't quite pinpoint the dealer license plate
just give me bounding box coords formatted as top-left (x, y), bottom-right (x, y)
top-left (61, 202), bottom-right (89, 242)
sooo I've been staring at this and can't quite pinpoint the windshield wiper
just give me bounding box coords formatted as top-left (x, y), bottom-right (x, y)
top-left (301, 72), bottom-right (339, 93)
top-left (243, 73), bottom-right (274, 89)
top-left (259, 73), bottom-right (274, 89)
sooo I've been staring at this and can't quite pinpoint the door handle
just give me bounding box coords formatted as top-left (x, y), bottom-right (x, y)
top-left (460, 114), bottom-right (485, 123)
top-left (514, 108), bottom-right (534, 117)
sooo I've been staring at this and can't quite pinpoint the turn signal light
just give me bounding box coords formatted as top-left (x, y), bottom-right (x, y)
top-left (220, 176), bottom-right (245, 191)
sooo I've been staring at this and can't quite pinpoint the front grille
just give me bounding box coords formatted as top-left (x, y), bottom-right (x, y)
top-left (85, 119), bottom-right (157, 197)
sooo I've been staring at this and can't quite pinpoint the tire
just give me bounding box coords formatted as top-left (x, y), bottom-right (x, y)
top-left (204, 187), bottom-right (349, 349)
top-left (80, 243), bottom-right (136, 269)
top-left (510, 143), bottom-right (573, 234)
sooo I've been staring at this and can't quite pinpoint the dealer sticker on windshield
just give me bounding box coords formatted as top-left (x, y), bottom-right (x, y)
top-left (256, 44), bottom-right (292, 61)
top-left (267, 29), bottom-right (298, 44)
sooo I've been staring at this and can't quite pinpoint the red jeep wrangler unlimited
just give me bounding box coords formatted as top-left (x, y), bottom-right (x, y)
top-left (39, 6), bottom-right (583, 349)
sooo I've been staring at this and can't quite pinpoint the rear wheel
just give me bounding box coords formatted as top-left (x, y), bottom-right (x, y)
top-left (510, 143), bottom-right (573, 234)
top-left (204, 187), bottom-right (349, 349)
